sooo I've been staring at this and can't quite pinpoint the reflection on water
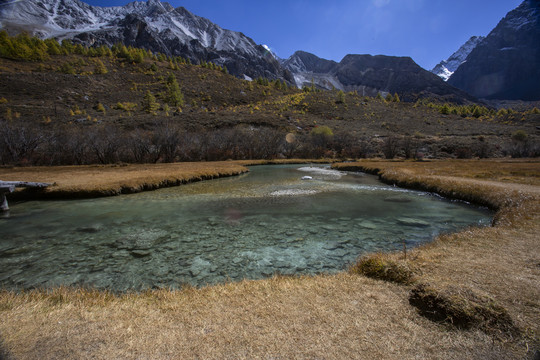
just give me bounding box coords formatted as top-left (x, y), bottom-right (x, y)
top-left (0, 165), bottom-right (493, 291)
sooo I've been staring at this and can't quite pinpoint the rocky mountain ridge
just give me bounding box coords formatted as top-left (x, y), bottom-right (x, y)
top-left (447, 0), bottom-right (540, 100)
top-left (1, 0), bottom-right (538, 101)
top-left (282, 51), bottom-right (474, 103)
top-left (431, 36), bottom-right (485, 81)
top-left (0, 0), bottom-right (292, 82)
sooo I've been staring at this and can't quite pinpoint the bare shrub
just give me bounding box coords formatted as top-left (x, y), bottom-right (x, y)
top-left (401, 136), bottom-right (417, 159)
top-left (126, 129), bottom-right (154, 163)
top-left (88, 125), bottom-right (125, 164)
top-left (152, 120), bottom-right (182, 163)
top-left (382, 136), bottom-right (399, 159)
top-left (0, 120), bottom-right (44, 165)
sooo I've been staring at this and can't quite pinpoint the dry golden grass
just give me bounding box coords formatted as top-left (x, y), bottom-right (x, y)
top-left (0, 276), bottom-right (515, 359)
top-left (0, 162), bottom-right (249, 198)
top-left (0, 158), bottom-right (539, 359)
top-left (335, 159), bottom-right (540, 350)
top-left (0, 159), bottom-right (331, 199)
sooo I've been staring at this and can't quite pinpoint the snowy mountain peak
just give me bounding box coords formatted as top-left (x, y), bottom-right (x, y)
top-left (0, 0), bottom-right (292, 81)
top-left (431, 36), bottom-right (485, 81)
top-left (448, 0), bottom-right (540, 100)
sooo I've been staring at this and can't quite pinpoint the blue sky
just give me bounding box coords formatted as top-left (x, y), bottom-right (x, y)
top-left (84, 0), bottom-right (522, 70)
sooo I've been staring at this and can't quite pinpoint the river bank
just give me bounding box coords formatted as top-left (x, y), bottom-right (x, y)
top-left (0, 159), bottom-right (332, 201)
top-left (0, 158), bottom-right (538, 359)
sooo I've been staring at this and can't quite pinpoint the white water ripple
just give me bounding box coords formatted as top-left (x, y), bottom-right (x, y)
top-left (270, 189), bottom-right (319, 197)
top-left (297, 167), bottom-right (346, 179)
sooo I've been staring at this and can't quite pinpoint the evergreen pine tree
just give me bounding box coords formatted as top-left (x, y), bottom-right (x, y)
top-left (61, 39), bottom-right (74, 54)
top-left (336, 90), bottom-right (346, 104)
top-left (133, 50), bottom-right (144, 64)
top-left (142, 90), bottom-right (159, 114)
top-left (44, 38), bottom-right (61, 55)
top-left (166, 74), bottom-right (184, 107)
top-left (440, 104), bottom-right (451, 115)
top-left (472, 106), bottom-right (483, 118)
top-left (94, 59), bottom-right (108, 74)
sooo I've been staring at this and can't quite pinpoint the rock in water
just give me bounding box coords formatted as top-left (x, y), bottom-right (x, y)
top-left (384, 196), bottom-right (412, 203)
top-left (396, 217), bottom-right (430, 227)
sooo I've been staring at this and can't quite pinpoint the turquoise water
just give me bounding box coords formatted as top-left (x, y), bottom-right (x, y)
top-left (0, 164), bottom-right (492, 291)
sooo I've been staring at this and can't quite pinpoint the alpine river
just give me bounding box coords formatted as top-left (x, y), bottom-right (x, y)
top-left (0, 164), bottom-right (492, 291)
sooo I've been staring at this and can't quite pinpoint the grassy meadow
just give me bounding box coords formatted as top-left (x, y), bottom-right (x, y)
top-left (0, 159), bottom-right (538, 359)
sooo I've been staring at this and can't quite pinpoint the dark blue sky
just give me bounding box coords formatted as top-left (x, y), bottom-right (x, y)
top-left (84, 0), bottom-right (522, 70)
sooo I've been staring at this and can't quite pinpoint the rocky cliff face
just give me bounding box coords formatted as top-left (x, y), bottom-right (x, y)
top-left (4, 0), bottom-right (523, 102)
top-left (282, 51), bottom-right (337, 74)
top-left (283, 52), bottom-right (474, 102)
top-left (431, 36), bottom-right (485, 81)
top-left (0, 0), bottom-right (293, 82)
top-left (448, 0), bottom-right (540, 100)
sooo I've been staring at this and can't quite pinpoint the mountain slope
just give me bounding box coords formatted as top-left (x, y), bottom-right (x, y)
top-left (431, 36), bottom-right (485, 81)
top-left (283, 51), bottom-right (474, 102)
top-left (0, 0), bottom-right (292, 82)
top-left (448, 0), bottom-right (540, 100)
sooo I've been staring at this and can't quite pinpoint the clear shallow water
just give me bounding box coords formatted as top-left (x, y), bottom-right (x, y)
top-left (0, 164), bottom-right (493, 291)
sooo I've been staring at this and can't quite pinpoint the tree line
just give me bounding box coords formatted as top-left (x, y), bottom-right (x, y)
top-left (1, 119), bottom-right (536, 166)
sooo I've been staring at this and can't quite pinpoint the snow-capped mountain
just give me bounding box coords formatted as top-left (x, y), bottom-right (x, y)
top-left (448, 0), bottom-right (540, 100)
top-left (1, 0), bottom-right (535, 101)
top-left (0, 0), bottom-right (292, 81)
top-left (431, 36), bottom-right (485, 81)
top-left (282, 51), bottom-right (474, 102)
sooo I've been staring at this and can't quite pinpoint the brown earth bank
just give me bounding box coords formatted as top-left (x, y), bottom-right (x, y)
top-left (0, 159), bottom-right (539, 359)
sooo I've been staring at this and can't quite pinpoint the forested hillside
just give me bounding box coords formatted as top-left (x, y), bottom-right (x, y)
top-left (0, 32), bottom-right (538, 165)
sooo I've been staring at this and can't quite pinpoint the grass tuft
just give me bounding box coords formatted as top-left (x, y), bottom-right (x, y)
top-left (349, 253), bottom-right (415, 285)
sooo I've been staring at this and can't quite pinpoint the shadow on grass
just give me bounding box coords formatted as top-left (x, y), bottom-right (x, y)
top-left (408, 283), bottom-right (519, 339)
top-left (0, 337), bottom-right (13, 360)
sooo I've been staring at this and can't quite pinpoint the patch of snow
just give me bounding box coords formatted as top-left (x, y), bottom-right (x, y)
top-left (436, 66), bottom-right (454, 82)
top-left (431, 36), bottom-right (485, 81)
top-left (262, 44), bottom-right (278, 59)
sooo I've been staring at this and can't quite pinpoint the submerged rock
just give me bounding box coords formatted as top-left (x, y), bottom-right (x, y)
top-left (189, 257), bottom-right (212, 277)
top-left (357, 220), bottom-right (377, 230)
top-left (131, 250), bottom-right (151, 257)
top-left (322, 242), bottom-right (342, 251)
top-left (76, 225), bottom-right (102, 233)
top-left (384, 196), bottom-right (412, 203)
top-left (396, 217), bottom-right (430, 227)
